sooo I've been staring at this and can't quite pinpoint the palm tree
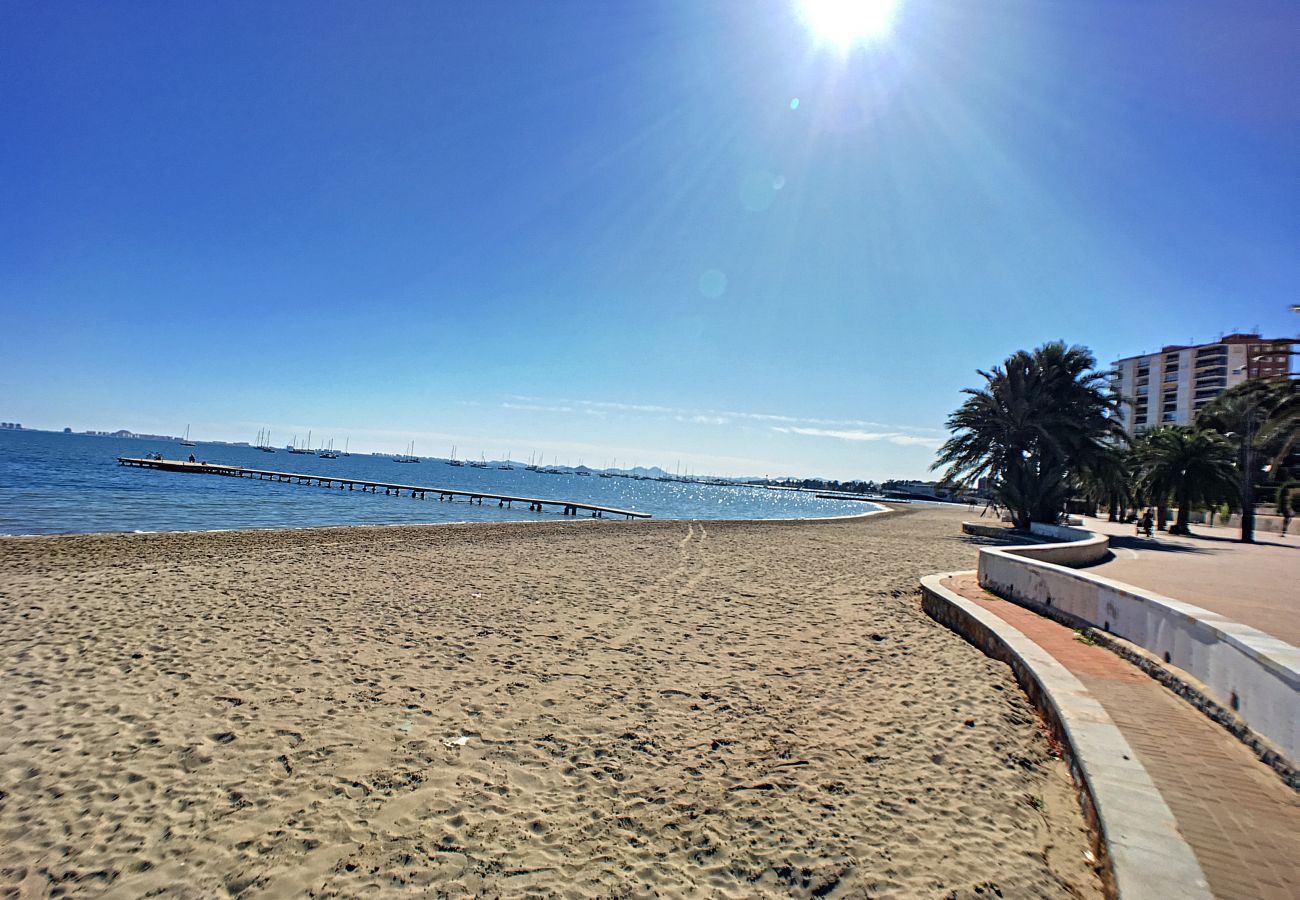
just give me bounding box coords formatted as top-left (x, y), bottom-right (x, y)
top-left (1074, 444), bottom-right (1135, 522)
top-left (1197, 380), bottom-right (1298, 543)
top-left (1256, 383), bottom-right (1300, 471)
top-left (934, 342), bottom-right (1126, 530)
top-left (1133, 426), bottom-right (1238, 535)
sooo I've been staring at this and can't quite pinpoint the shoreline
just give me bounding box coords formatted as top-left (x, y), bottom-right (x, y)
top-left (0, 503), bottom-right (893, 541)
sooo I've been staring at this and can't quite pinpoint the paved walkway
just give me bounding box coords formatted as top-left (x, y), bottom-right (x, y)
top-left (1080, 517), bottom-right (1300, 646)
top-left (944, 573), bottom-right (1300, 900)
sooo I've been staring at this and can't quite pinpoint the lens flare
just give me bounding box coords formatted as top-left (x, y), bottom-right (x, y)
top-left (797, 0), bottom-right (900, 50)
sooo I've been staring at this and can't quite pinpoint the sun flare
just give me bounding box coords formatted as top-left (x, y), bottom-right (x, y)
top-left (798, 0), bottom-right (900, 50)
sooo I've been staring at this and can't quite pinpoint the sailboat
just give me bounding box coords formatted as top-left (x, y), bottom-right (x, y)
top-left (525, 451), bottom-right (539, 472)
top-left (600, 457), bottom-right (614, 478)
top-left (319, 439), bottom-right (338, 459)
top-left (342, 437), bottom-right (350, 457)
top-left (394, 441), bottom-right (419, 463)
top-left (288, 430), bottom-right (315, 454)
top-left (255, 428), bottom-right (277, 452)
top-left (446, 445), bottom-right (463, 466)
top-left (498, 451), bottom-right (514, 471)
top-left (470, 451), bottom-right (489, 469)
top-left (179, 425), bottom-right (195, 447)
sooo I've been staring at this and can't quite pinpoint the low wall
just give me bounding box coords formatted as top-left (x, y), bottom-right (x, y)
top-left (960, 522), bottom-right (1109, 567)
top-left (960, 521), bottom-right (1016, 540)
top-left (961, 521), bottom-right (1111, 567)
top-left (978, 528), bottom-right (1300, 764)
top-left (1194, 511), bottom-right (1290, 534)
top-left (1015, 522), bottom-right (1112, 566)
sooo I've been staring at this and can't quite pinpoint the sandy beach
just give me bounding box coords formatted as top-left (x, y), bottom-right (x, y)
top-left (0, 506), bottom-right (1101, 898)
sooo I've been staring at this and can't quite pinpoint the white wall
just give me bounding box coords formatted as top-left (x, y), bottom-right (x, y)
top-left (978, 529), bottom-right (1300, 763)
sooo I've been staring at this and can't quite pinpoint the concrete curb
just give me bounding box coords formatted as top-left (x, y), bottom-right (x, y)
top-left (921, 572), bottom-right (1211, 900)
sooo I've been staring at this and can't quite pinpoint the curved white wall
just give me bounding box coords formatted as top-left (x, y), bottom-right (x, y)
top-left (978, 526), bottom-right (1299, 764)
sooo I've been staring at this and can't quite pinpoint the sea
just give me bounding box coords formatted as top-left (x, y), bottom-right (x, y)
top-left (0, 430), bottom-right (884, 535)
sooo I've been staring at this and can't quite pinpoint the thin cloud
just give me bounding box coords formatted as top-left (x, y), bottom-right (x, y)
top-left (579, 399), bottom-right (679, 415)
top-left (501, 402), bottom-right (574, 413)
top-left (773, 426), bottom-right (944, 450)
top-left (512, 393), bottom-right (943, 436)
top-left (886, 434), bottom-right (946, 448)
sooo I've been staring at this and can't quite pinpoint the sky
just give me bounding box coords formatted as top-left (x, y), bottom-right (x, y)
top-left (2, 0), bottom-right (1297, 480)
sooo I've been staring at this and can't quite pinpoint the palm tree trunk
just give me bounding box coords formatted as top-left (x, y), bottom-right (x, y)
top-left (1173, 490), bottom-right (1191, 536)
top-left (1240, 445), bottom-right (1255, 543)
top-left (1156, 502), bottom-right (1168, 531)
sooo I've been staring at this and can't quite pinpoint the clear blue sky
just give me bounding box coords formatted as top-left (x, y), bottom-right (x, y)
top-left (2, 1), bottom-right (1296, 479)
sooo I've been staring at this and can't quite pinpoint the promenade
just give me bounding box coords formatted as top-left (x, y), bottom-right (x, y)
top-left (1083, 517), bottom-right (1300, 645)
top-left (942, 572), bottom-right (1299, 899)
top-left (931, 519), bottom-right (1300, 899)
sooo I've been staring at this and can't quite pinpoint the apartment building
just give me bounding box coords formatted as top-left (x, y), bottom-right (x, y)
top-left (1111, 333), bottom-right (1293, 437)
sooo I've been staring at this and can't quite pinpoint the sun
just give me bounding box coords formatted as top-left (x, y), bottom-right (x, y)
top-left (797, 0), bottom-right (900, 50)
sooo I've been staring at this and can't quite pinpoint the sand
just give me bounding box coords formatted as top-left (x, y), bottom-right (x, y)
top-left (0, 506), bottom-right (1101, 898)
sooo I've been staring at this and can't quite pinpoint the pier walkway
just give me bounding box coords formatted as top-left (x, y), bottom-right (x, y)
top-left (117, 458), bottom-right (651, 519)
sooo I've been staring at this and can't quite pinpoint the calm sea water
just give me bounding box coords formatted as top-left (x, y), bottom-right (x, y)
top-left (0, 430), bottom-right (882, 535)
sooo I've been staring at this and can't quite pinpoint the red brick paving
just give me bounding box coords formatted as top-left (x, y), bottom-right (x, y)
top-left (944, 573), bottom-right (1300, 900)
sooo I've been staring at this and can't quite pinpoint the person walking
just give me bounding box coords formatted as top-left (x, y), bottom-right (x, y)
top-left (1138, 509), bottom-right (1154, 538)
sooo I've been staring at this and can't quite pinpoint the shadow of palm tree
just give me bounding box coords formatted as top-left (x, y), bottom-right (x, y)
top-left (1107, 535), bottom-right (1211, 555)
top-left (1154, 531), bottom-right (1299, 551)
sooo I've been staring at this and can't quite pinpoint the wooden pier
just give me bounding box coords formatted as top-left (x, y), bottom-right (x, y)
top-left (118, 458), bottom-right (651, 519)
